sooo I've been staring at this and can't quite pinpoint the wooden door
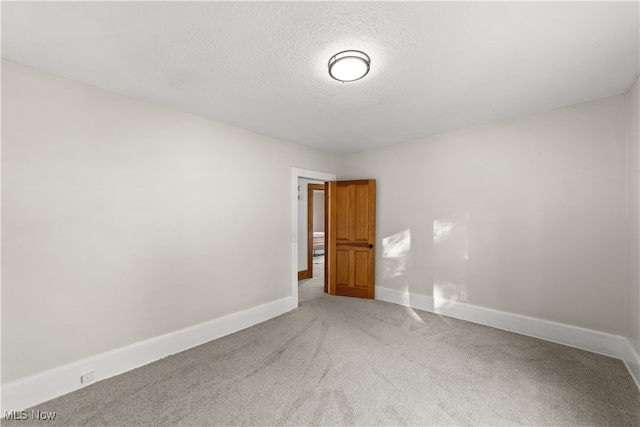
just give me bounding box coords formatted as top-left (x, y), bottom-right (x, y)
top-left (327, 180), bottom-right (376, 299)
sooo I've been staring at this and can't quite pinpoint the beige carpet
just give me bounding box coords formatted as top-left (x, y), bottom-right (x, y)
top-left (3, 262), bottom-right (639, 426)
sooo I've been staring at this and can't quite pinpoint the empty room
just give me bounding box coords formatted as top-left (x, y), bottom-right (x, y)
top-left (2, 1), bottom-right (639, 426)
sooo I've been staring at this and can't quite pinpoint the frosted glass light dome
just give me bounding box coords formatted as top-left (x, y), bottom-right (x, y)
top-left (328, 50), bottom-right (370, 82)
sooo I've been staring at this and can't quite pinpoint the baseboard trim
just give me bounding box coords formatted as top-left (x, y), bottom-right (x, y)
top-left (1, 296), bottom-right (296, 413)
top-left (375, 286), bottom-right (639, 390)
top-left (298, 270), bottom-right (308, 280)
top-left (621, 339), bottom-right (640, 389)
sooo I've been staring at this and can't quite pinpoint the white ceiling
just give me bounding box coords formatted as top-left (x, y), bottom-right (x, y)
top-left (2, 1), bottom-right (638, 155)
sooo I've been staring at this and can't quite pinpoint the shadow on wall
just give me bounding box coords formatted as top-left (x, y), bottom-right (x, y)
top-left (433, 211), bottom-right (469, 311)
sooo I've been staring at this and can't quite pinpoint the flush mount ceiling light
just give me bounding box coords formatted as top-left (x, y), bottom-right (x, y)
top-left (328, 50), bottom-right (370, 82)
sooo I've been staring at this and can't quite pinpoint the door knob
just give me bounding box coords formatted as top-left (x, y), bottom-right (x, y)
top-left (368, 244), bottom-right (374, 249)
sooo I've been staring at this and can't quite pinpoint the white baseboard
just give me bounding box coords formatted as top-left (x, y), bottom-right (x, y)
top-left (621, 339), bottom-right (640, 389)
top-left (376, 285), bottom-right (640, 390)
top-left (1, 296), bottom-right (296, 413)
top-left (4, 287), bottom-right (638, 412)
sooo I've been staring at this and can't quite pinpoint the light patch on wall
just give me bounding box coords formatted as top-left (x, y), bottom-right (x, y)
top-left (434, 281), bottom-right (461, 310)
top-left (433, 220), bottom-right (454, 243)
top-left (433, 212), bottom-right (469, 309)
top-left (382, 229), bottom-right (411, 279)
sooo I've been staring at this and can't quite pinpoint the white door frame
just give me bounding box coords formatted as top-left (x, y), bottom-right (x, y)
top-left (291, 168), bottom-right (336, 307)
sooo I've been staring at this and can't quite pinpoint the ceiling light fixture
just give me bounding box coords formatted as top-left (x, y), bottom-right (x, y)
top-left (328, 50), bottom-right (370, 82)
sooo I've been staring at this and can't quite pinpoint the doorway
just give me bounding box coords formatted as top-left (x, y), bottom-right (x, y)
top-left (307, 183), bottom-right (325, 279)
top-left (291, 168), bottom-right (336, 308)
top-left (297, 178), bottom-right (325, 280)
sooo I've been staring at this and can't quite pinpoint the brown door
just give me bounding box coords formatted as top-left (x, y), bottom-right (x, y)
top-left (326, 180), bottom-right (376, 299)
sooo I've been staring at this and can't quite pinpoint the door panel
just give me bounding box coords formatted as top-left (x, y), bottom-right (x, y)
top-left (336, 185), bottom-right (351, 240)
top-left (354, 185), bottom-right (369, 241)
top-left (327, 179), bottom-right (376, 299)
top-left (355, 252), bottom-right (369, 288)
top-left (336, 250), bottom-right (350, 285)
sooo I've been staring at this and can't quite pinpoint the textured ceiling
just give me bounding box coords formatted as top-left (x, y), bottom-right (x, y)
top-left (2, 1), bottom-right (638, 155)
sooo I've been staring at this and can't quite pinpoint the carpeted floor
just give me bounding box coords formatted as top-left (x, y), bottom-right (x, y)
top-left (3, 257), bottom-right (639, 426)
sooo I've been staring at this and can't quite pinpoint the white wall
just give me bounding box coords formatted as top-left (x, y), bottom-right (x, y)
top-left (1, 60), bottom-right (340, 383)
top-left (313, 190), bottom-right (325, 233)
top-left (342, 94), bottom-right (628, 335)
top-left (627, 77), bottom-right (640, 355)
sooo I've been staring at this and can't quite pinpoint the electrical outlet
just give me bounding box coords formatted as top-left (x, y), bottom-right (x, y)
top-left (460, 291), bottom-right (468, 302)
top-left (81, 371), bottom-right (95, 384)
